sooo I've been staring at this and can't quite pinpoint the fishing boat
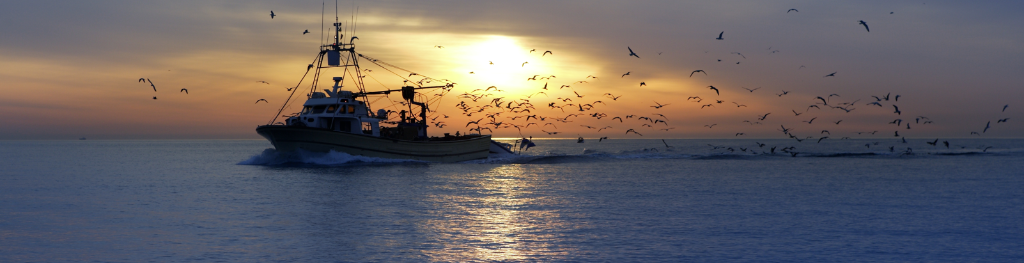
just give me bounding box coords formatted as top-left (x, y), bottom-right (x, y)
top-left (256, 20), bottom-right (511, 162)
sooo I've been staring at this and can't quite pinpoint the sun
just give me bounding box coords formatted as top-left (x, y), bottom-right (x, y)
top-left (454, 35), bottom-right (549, 95)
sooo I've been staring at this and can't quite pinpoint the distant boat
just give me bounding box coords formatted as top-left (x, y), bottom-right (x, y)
top-left (577, 136), bottom-right (585, 143)
top-left (255, 20), bottom-right (511, 162)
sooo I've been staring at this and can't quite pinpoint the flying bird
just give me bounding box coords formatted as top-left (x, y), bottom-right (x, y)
top-left (690, 70), bottom-right (706, 77)
top-left (708, 86), bottom-right (720, 95)
top-left (627, 46), bottom-right (640, 58)
top-left (255, 99), bottom-right (268, 104)
top-left (983, 121), bottom-right (991, 133)
top-left (639, 82), bottom-right (646, 87)
top-left (893, 105), bottom-right (901, 115)
top-left (715, 31), bottom-right (724, 40)
top-left (543, 51), bottom-right (553, 56)
top-left (146, 78), bottom-right (156, 92)
top-left (303, 29), bottom-right (309, 35)
top-left (997, 118), bottom-right (1009, 123)
top-left (180, 88), bottom-right (188, 94)
top-left (651, 101), bottom-right (670, 109)
top-left (858, 20), bottom-right (870, 32)
top-left (521, 62), bottom-right (528, 67)
top-left (787, 9), bottom-right (798, 13)
top-left (1003, 104), bottom-right (1009, 112)
top-left (270, 11), bottom-right (276, 19)
top-left (824, 72), bottom-right (837, 77)
top-left (741, 87), bottom-right (760, 92)
top-left (621, 72), bottom-right (631, 77)
top-left (625, 129), bottom-right (642, 136)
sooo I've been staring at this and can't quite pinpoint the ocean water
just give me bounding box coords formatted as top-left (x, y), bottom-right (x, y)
top-left (2, 138), bottom-right (1023, 262)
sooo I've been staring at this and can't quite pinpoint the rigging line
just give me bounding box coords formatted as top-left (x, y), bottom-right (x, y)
top-left (357, 53), bottom-right (449, 84)
top-left (269, 52), bottom-right (324, 125)
top-left (360, 73), bottom-right (403, 112)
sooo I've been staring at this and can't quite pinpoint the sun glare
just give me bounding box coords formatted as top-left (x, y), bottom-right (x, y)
top-left (456, 36), bottom-right (548, 95)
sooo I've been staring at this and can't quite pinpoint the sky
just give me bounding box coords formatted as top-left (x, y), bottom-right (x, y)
top-left (1, 0), bottom-right (1022, 140)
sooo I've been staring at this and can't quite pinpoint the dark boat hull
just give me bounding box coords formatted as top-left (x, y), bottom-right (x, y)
top-left (256, 125), bottom-right (491, 162)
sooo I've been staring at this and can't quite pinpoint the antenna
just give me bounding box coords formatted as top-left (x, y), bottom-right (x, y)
top-left (320, 1), bottom-right (325, 46)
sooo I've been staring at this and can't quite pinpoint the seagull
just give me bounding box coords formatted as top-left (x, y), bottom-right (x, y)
top-left (303, 29), bottom-right (309, 35)
top-left (997, 118), bottom-right (1009, 123)
top-left (787, 9), bottom-right (798, 13)
top-left (640, 82), bottom-right (646, 87)
top-left (521, 62), bottom-right (528, 67)
top-left (730, 52), bottom-right (745, 59)
top-left (153, 96), bottom-right (157, 100)
top-left (257, 81), bottom-right (270, 85)
top-left (625, 129), bottom-right (642, 136)
top-left (270, 11), bottom-right (276, 19)
top-left (1003, 104), bottom-right (1009, 112)
top-left (627, 46), bottom-right (640, 58)
top-left (138, 78), bottom-right (146, 82)
top-left (715, 31), bottom-right (724, 40)
top-left (983, 121), bottom-right (991, 133)
top-left (741, 87), bottom-right (760, 92)
top-left (434, 45), bottom-right (444, 49)
top-left (255, 99), bottom-right (268, 104)
top-left (651, 101), bottom-right (670, 109)
top-left (543, 51), bottom-right (553, 56)
top-left (708, 85), bottom-right (720, 95)
top-left (893, 105), bottom-right (901, 115)
top-left (758, 112), bottom-right (771, 121)
top-left (621, 72), bottom-right (631, 77)
top-left (859, 20), bottom-right (870, 32)
top-left (824, 72), bottom-right (837, 77)
top-left (777, 90), bottom-right (789, 97)
top-left (690, 70), bottom-right (706, 77)
top-left (704, 124), bottom-right (717, 128)
top-left (180, 88), bottom-right (188, 94)
top-left (146, 78), bottom-right (156, 92)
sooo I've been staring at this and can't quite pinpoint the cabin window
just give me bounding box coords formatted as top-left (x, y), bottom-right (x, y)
top-left (347, 105), bottom-right (355, 113)
top-left (301, 106), bottom-right (312, 114)
top-left (326, 105), bottom-right (338, 113)
top-left (362, 122), bottom-right (372, 134)
top-left (312, 105), bottom-right (327, 114)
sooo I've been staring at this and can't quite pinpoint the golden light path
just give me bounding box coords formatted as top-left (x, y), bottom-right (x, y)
top-left (421, 165), bottom-right (574, 261)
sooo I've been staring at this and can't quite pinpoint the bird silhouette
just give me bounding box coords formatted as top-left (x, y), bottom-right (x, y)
top-left (621, 72), bottom-right (631, 77)
top-left (824, 72), bottom-right (837, 77)
top-left (708, 86), bottom-right (720, 95)
top-left (521, 62), bottom-right (528, 67)
top-left (639, 82), bottom-right (646, 87)
top-left (270, 11), bottom-right (276, 19)
top-left (858, 20), bottom-right (870, 32)
top-left (893, 105), bottom-right (901, 115)
top-left (715, 31), bottom-right (724, 40)
top-left (146, 78), bottom-right (156, 92)
top-left (627, 46), bottom-right (640, 58)
top-left (787, 9), bottom-right (798, 13)
top-left (255, 99), bottom-right (268, 104)
top-left (625, 129), bottom-right (642, 136)
top-left (543, 51), bottom-right (553, 56)
top-left (1003, 104), bottom-right (1009, 112)
top-left (997, 118), bottom-right (1009, 123)
top-left (303, 29), bottom-right (309, 35)
top-left (690, 70), bottom-right (706, 77)
top-left (983, 121), bottom-right (991, 133)
top-left (180, 88), bottom-right (188, 94)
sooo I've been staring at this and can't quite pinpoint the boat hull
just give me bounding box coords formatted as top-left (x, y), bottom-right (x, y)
top-left (256, 125), bottom-right (491, 162)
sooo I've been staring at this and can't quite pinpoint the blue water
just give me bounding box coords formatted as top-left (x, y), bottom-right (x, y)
top-left (2, 139), bottom-right (1023, 262)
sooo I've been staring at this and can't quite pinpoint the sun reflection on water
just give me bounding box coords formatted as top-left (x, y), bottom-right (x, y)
top-left (422, 165), bottom-right (574, 262)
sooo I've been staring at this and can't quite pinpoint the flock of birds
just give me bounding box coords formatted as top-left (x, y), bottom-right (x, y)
top-left (396, 8), bottom-right (1014, 155)
top-left (136, 8), bottom-right (1013, 155)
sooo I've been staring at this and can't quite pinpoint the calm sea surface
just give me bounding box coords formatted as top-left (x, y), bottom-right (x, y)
top-left (2, 139), bottom-right (1023, 262)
